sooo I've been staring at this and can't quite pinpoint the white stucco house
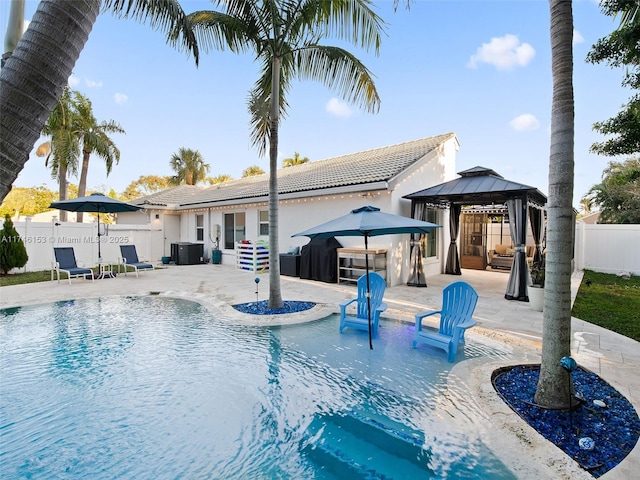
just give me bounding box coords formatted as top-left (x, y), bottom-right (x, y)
top-left (118, 132), bottom-right (459, 286)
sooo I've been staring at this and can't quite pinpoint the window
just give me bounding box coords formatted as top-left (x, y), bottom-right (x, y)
top-left (196, 214), bottom-right (204, 242)
top-left (423, 208), bottom-right (438, 258)
top-left (258, 210), bottom-right (269, 236)
top-left (224, 212), bottom-right (245, 249)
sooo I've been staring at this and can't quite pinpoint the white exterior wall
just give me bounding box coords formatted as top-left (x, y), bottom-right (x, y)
top-left (5, 216), bottom-right (638, 278)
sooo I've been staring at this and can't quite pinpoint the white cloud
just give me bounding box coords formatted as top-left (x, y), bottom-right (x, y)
top-left (68, 74), bottom-right (80, 88)
top-left (509, 113), bottom-right (540, 132)
top-left (114, 93), bottom-right (128, 105)
top-left (573, 29), bottom-right (585, 45)
top-left (325, 98), bottom-right (354, 118)
top-left (468, 34), bottom-right (535, 71)
top-left (85, 78), bottom-right (103, 88)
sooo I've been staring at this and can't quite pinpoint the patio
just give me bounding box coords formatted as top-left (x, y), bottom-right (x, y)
top-left (0, 265), bottom-right (638, 479)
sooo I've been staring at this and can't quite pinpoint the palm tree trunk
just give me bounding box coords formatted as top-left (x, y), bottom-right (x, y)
top-left (58, 163), bottom-right (68, 222)
top-left (77, 149), bottom-right (91, 222)
top-left (268, 55), bottom-right (283, 309)
top-left (2, 0), bottom-right (25, 66)
top-left (534, 0), bottom-right (575, 409)
top-left (0, 0), bottom-right (100, 203)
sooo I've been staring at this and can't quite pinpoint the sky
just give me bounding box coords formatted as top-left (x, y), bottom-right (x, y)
top-left (1, 0), bottom-right (628, 209)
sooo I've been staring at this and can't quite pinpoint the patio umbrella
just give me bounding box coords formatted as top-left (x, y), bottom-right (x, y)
top-left (293, 205), bottom-right (441, 349)
top-left (49, 193), bottom-right (142, 268)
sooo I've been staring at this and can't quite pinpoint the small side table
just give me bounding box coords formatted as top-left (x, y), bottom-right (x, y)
top-left (96, 261), bottom-right (117, 279)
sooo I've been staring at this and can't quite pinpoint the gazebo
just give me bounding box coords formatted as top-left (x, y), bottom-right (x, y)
top-left (404, 166), bottom-right (547, 301)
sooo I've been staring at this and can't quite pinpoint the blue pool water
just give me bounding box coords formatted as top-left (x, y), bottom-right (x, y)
top-left (0, 297), bottom-right (516, 479)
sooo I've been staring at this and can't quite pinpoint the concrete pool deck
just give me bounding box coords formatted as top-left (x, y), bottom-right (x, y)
top-left (1, 264), bottom-right (638, 479)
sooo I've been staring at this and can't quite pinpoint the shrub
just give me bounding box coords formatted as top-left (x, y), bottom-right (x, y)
top-left (529, 254), bottom-right (545, 287)
top-left (0, 214), bottom-right (28, 275)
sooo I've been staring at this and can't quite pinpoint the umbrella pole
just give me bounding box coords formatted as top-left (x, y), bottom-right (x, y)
top-left (365, 234), bottom-right (373, 350)
top-left (97, 210), bottom-right (102, 261)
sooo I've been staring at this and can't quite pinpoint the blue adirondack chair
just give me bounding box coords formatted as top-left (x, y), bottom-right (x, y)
top-left (339, 272), bottom-right (387, 337)
top-left (412, 281), bottom-right (478, 362)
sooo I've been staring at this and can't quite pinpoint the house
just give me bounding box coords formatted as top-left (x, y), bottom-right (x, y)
top-left (119, 133), bottom-right (460, 286)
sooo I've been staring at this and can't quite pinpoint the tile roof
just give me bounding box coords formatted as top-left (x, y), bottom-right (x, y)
top-left (133, 133), bottom-right (456, 208)
top-left (133, 185), bottom-right (203, 207)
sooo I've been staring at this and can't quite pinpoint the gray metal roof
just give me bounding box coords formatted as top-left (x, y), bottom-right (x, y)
top-left (404, 166), bottom-right (547, 207)
top-left (133, 133), bottom-right (456, 208)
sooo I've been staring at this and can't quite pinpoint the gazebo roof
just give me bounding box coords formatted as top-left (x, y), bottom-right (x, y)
top-left (404, 166), bottom-right (547, 207)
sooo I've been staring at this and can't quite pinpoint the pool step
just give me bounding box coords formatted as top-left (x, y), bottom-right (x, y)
top-left (301, 411), bottom-right (431, 479)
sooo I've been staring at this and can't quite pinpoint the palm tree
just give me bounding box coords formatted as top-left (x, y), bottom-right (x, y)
top-left (169, 148), bottom-right (210, 185)
top-left (242, 165), bottom-right (265, 177)
top-left (36, 87), bottom-right (81, 222)
top-left (73, 91), bottom-right (125, 222)
top-left (207, 174), bottom-right (233, 185)
top-left (533, 0), bottom-right (576, 409)
top-left (0, 0), bottom-right (199, 203)
top-left (188, 0), bottom-right (383, 308)
top-left (579, 197), bottom-right (592, 215)
top-left (282, 152), bottom-right (309, 168)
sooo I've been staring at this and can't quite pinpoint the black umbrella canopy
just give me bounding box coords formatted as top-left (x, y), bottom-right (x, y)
top-left (49, 193), bottom-right (142, 214)
top-left (293, 206), bottom-right (441, 349)
top-left (292, 205), bottom-right (441, 239)
top-left (49, 193), bottom-right (142, 262)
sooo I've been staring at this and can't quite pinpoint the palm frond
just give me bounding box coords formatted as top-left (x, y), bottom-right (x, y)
top-left (102, 0), bottom-right (199, 64)
top-left (294, 0), bottom-right (385, 54)
top-left (293, 45), bottom-right (380, 113)
top-left (247, 57), bottom-right (292, 154)
top-left (187, 9), bottom-right (255, 53)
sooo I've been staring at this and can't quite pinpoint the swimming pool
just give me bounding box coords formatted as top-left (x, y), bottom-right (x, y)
top-left (0, 296), bottom-right (515, 479)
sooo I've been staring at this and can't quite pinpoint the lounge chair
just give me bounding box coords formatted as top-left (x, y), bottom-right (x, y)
top-left (119, 245), bottom-right (154, 277)
top-left (53, 247), bottom-right (95, 285)
top-left (339, 272), bottom-right (387, 336)
top-left (413, 281), bottom-right (478, 362)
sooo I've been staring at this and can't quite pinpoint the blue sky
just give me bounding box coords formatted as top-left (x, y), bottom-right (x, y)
top-left (2, 0), bottom-right (627, 209)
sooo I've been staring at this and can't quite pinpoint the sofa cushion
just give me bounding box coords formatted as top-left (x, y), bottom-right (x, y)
top-left (495, 244), bottom-right (509, 255)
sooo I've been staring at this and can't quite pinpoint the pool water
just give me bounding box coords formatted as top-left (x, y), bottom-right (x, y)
top-left (0, 297), bottom-right (515, 479)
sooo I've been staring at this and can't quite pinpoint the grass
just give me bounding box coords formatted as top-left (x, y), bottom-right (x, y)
top-left (0, 270), bottom-right (52, 286)
top-left (571, 270), bottom-right (640, 342)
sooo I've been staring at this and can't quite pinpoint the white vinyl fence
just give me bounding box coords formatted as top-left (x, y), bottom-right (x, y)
top-left (2, 218), bottom-right (163, 273)
top-left (574, 223), bottom-right (640, 276)
top-left (2, 219), bottom-right (639, 276)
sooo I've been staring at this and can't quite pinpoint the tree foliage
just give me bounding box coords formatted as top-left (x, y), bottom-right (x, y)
top-left (37, 87), bottom-right (80, 221)
top-left (207, 174), bottom-right (233, 185)
top-left (242, 165), bottom-right (265, 177)
top-left (587, 0), bottom-right (640, 156)
top-left (0, 214), bottom-right (28, 275)
top-left (0, 186), bottom-right (57, 218)
top-left (282, 152), bottom-right (310, 167)
top-left (583, 157), bottom-right (640, 223)
top-left (169, 148), bottom-right (210, 186)
top-left (122, 175), bottom-right (171, 200)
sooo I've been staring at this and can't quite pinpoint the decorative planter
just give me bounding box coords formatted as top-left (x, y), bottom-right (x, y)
top-left (528, 285), bottom-right (544, 312)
